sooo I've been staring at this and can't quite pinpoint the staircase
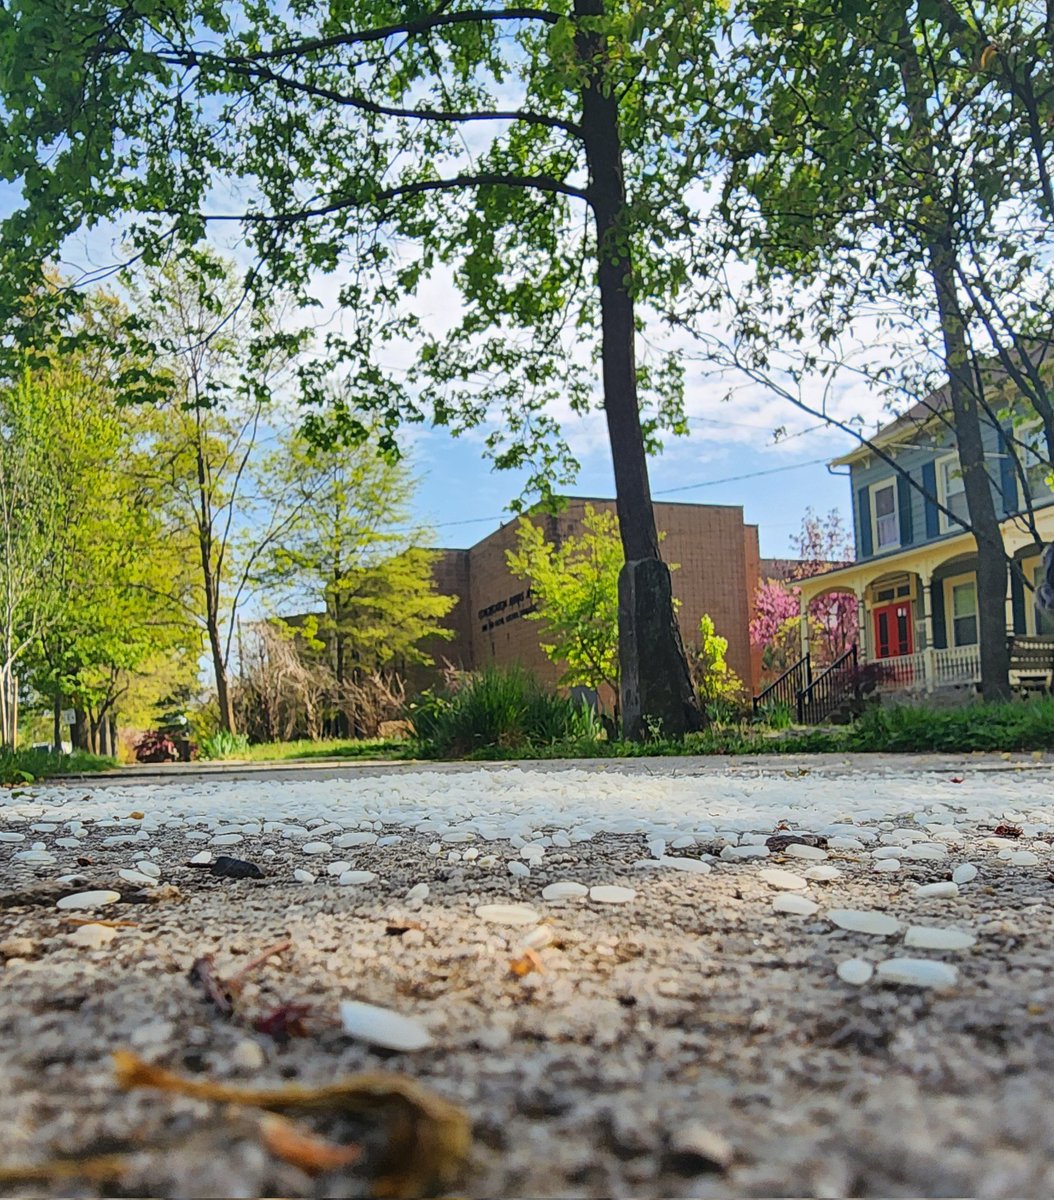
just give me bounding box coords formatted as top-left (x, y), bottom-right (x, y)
top-left (753, 646), bottom-right (860, 725)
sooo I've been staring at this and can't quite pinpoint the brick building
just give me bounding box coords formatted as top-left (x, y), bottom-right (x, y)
top-left (417, 497), bottom-right (764, 693)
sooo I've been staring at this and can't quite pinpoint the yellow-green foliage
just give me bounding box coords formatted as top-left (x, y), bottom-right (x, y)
top-left (506, 505), bottom-right (623, 695)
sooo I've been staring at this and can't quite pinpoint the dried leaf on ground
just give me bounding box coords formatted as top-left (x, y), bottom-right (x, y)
top-left (259, 1113), bottom-right (362, 1175)
top-left (113, 1050), bottom-right (471, 1199)
top-left (993, 822), bottom-right (1022, 838)
top-left (509, 950), bottom-right (545, 977)
top-left (254, 1002), bottom-right (313, 1040)
top-left (0, 1152), bottom-right (133, 1185)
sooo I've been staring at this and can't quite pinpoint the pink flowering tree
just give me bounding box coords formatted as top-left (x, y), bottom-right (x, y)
top-left (752, 509), bottom-right (857, 683)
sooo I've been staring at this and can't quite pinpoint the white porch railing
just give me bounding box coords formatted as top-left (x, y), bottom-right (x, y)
top-left (932, 644), bottom-right (981, 686)
top-left (875, 651), bottom-right (926, 689)
top-left (874, 644), bottom-right (981, 692)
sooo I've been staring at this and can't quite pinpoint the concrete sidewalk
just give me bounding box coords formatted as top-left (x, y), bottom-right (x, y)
top-left (48, 748), bottom-right (1054, 786)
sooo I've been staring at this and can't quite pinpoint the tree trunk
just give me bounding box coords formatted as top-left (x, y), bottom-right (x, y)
top-left (928, 236), bottom-right (1011, 700)
top-left (206, 609), bottom-right (237, 734)
top-left (53, 689), bottom-right (62, 753)
top-left (574, 0), bottom-right (703, 741)
top-left (894, 16), bottom-right (1010, 701)
top-left (334, 625), bottom-right (350, 739)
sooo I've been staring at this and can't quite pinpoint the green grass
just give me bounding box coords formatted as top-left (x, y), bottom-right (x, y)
top-left (440, 697), bottom-right (1054, 759)
top-left (2, 747), bottom-right (116, 784)
top-left (231, 737), bottom-right (408, 763)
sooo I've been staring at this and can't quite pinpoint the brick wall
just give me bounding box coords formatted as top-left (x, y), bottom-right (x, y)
top-left (417, 498), bottom-right (764, 695)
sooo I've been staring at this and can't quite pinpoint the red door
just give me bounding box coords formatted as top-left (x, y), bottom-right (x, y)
top-left (873, 602), bottom-right (913, 658)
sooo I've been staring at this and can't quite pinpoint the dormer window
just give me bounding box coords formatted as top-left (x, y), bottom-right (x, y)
top-left (871, 480), bottom-right (899, 550)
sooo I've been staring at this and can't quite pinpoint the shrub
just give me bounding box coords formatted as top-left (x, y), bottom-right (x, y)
top-left (133, 730), bottom-right (179, 763)
top-left (408, 666), bottom-right (602, 758)
top-left (692, 614), bottom-right (746, 716)
top-left (199, 730), bottom-right (250, 760)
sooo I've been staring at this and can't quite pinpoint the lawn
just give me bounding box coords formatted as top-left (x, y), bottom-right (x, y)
top-left (1, 747), bottom-right (116, 784)
top-left (229, 737), bottom-right (409, 763)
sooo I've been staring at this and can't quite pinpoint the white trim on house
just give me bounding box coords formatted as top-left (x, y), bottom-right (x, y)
top-left (869, 478), bottom-right (900, 552)
top-left (935, 453), bottom-right (968, 534)
top-left (943, 571), bottom-right (979, 648)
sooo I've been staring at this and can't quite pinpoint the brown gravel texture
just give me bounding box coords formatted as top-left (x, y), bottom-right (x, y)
top-left (2, 778), bottom-right (1054, 1198)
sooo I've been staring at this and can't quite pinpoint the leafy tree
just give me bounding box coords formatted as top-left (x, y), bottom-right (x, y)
top-left (750, 510), bottom-right (856, 681)
top-left (130, 253), bottom-right (306, 734)
top-left (692, 614), bottom-right (744, 715)
top-left (0, 0), bottom-right (724, 738)
top-left (506, 504), bottom-right (622, 701)
top-left (257, 430), bottom-right (456, 736)
top-left (0, 372), bottom-right (67, 744)
top-left (19, 310), bottom-right (200, 753)
top-left (677, 0), bottom-right (1054, 700)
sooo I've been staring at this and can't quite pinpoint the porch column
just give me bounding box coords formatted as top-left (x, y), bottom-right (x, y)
top-left (799, 592), bottom-right (810, 661)
top-left (1005, 571), bottom-right (1015, 637)
top-left (919, 568), bottom-right (935, 694)
top-left (854, 586), bottom-right (867, 660)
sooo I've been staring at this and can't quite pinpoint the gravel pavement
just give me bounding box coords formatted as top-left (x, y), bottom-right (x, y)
top-left (2, 755), bottom-right (1054, 1198)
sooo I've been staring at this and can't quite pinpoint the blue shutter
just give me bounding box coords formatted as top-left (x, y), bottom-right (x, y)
top-left (1011, 568), bottom-right (1026, 634)
top-left (897, 474), bottom-right (913, 546)
top-left (931, 579), bottom-right (947, 649)
top-left (922, 461), bottom-right (940, 539)
top-left (998, 429), bottom-right (1019, 515)
top-left (857, 486), bottom-right (873, 558)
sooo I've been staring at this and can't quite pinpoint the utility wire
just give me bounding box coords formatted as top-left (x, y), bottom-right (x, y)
top-left (416, 454), bottom-right (833, 536)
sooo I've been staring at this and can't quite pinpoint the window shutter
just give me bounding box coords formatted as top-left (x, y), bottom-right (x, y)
top-left (1011, 568), bottom-right (1026, 634)
top-left (897, 474), bottom-right (913, 546)
top-left (921, 461), bottom-right (939, 538)
top-left (998, 429), bottom-right (1018, 514)
top-left (931, 579), bottom-right (947, 649)
top-left (857, 486), bottom-right (873, 558)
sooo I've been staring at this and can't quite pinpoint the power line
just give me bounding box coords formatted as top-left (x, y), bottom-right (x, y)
top-left (653, 455), bottom-right (831, 496)
top-left (418, 454), bottom-right (833, 537)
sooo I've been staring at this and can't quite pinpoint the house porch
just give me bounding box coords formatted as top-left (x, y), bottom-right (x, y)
top-left (793, 516), bottom-right (1054, 700)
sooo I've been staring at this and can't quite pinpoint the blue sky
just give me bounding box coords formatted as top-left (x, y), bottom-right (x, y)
top-left (409, 419), bottom-right (852, 556)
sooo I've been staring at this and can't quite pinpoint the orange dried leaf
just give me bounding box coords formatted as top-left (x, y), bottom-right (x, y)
top-left (509, 949), bottom-right (545, 977)
top-left (260, 1113), bottom-right (362, 1175)
top-left (127, 812), bottom-right (145, 820)
top-left (113, 1050), bottom-right (470, 1199)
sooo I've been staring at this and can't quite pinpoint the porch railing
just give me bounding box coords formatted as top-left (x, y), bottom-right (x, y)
top-left (752, 654), bottom-right (811, 718)
top-left (932, 644), bottom-right (981, 686)
top-left (875, 651), bottom-right (926, 689)
top-left (797, 645), bottom-right (859, 724)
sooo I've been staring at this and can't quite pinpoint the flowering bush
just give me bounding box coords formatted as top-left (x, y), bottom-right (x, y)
top-left (133, 730), bottom-right (179, 763)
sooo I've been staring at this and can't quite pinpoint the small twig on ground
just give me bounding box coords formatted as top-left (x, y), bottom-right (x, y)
top-left (227, 938), bottom-right (291, 990)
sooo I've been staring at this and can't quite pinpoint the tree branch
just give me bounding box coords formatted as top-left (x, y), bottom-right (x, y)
top-left (242, 7), bottom-right (562, 62)
top-left (202, 173), bottom-right (589, 225)
top-left (159, 49), bottom-right (582, 136)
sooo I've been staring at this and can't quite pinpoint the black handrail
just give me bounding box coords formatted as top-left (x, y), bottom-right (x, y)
top-left (753, 654), bottom-right (811, 717)
top-left (797, 645), bottom-right (858, 724)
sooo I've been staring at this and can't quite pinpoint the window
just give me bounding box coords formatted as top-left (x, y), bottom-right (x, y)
top-left (945, 575), bottom-right (978, 646)
top-left (1017, 430), bottom-right (1053, 509)
top-left (937, 455), bottom-right (969, 531)
top-left (871, 481), bottom-right (899, 550)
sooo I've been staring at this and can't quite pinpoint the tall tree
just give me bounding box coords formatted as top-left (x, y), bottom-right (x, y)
top-left (690, 0), bottom-right (1054, 700)
top-left (0, 0), bottom-right (723, 738)
top-left (0, 371), bottom-right (66, 744)
top-left (257, 429), bottom-right (456, 736)
top-left (131, 253), bottom-right (305, 733)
